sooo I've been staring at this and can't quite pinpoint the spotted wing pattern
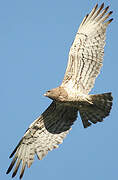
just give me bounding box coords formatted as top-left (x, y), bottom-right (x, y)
top-left (6, 102), bottom-right (78, 178)
top-left (62, 3), bottom-right (113, 94)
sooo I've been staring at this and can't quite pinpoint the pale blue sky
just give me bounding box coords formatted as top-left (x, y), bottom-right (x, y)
top-left (1, 0), bottom-right (118, 179)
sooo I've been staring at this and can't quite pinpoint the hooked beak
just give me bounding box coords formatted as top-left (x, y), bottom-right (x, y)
top-left (44, 93), bottom-right (47, 96)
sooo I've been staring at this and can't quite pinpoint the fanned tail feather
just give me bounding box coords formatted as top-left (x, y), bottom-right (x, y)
top-left (79, 92), bottom-right (113, 128)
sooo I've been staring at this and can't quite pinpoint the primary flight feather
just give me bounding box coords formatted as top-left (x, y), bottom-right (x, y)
top-left (6, 3), bottom-right (113, 178)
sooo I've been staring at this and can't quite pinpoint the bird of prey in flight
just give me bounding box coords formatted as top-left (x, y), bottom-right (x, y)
top-left (6, 3), bottom-right (113, 179)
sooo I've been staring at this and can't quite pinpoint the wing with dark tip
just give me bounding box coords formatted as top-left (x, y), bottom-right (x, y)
top-left (6, 101), bottom-right (78, 179)
top-left (62, 3), bottom-right (113, 94)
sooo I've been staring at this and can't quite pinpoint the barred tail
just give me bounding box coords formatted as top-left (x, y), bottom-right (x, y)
top-left (79, 92), bottom-right (113, 128)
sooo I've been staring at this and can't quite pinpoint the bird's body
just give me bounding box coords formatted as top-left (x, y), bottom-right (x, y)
top-left (44, 86), bottom-right (93, 107)
top-left (7, 3), bottom-right (113, 179)
top-left (45, 86), bottom-right (112, 127)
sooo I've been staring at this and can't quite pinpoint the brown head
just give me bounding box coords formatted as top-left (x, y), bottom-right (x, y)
top-left (44, 86), bottom-right (68, 101)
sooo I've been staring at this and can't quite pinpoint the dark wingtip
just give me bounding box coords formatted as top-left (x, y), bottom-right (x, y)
top-left (101, 3), bottom-right (104, 9)
top-left (20, 173), bottom-right (24, 179)
top-left (12, 172), bottom-right (16, 178)
top-left (95, 3), bottom-right (98, 8)
top-left (84, 14), bottom-right (89, 24)
top-left (6, 156), bottom-right (17, 176)
top-left (109, 11), bottom-right (113, 15)
top-left (105, 6), bottom-right (110, 11)
top-left (9, 139), bottom-right (23, 158)
top-left (108, 18), bottom-right (113, 24)
top-left (86, 14), bottom-right (89, 18)
top-left (6, 168), bottom-right (10, 175)
top-left (9, 145), bottom-right (19, 158)
top-left (9, 150), bottom-right (16, 159)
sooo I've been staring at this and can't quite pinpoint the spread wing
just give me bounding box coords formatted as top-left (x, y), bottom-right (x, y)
top-left (62, 3), bottom-right (113, 94)
top-left (6, 101), bottom-right (78, 179)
